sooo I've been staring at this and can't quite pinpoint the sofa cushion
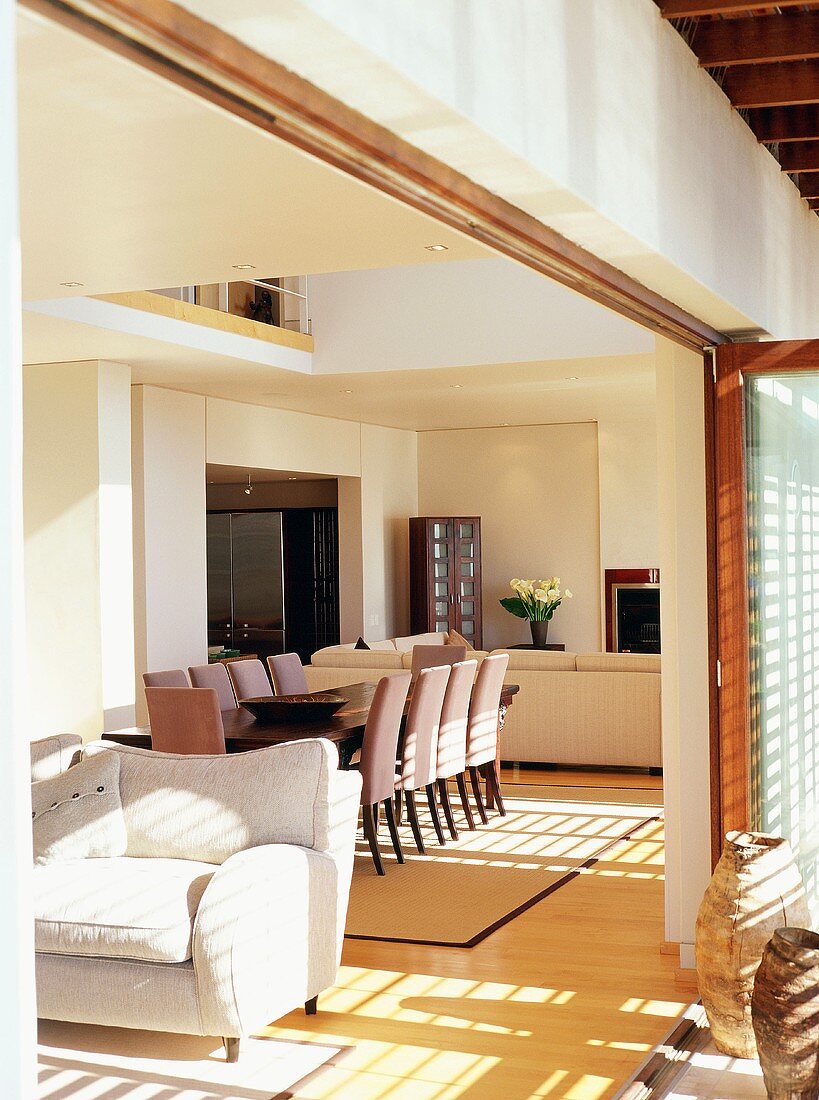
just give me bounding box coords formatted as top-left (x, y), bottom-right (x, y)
top-left (354, 636), bottom-right (370, 650)
top-left (34, 856), bottom-right (215, 963)
top-left (495, 649), bottom-right (578, 672)
top-left (31, 753), bottom-right (127, 866)
top-left (576, 653), bottom-right (661, 674)
top-left (312, 648), bottom-right (404, 669)
top-left (446, 629), bottom-right (475, 652)
top-left (30, 734), bottom-right (82, 783)
top-left (393, 632), bottom-right (446, 652)
top-left (401, 649), bottom-right (489, 669)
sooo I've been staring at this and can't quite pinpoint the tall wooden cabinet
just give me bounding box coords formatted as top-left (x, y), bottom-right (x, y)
top-left (409, 517), bottom-right (482, 648)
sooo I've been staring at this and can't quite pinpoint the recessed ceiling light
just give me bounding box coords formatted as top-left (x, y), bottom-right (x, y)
top-left (288, 476), bottom-right (297, 481)
top-left (60, 281), bottom-right (84, 288)
top-left (450, 383), bottom-right (463, 389)
top-left (425, 244), bottom-right (449, 252)
top-left (342, 389), bottom-right (353, 394)
top-left (232, 263), bottom-right (256, 271)
top-left (564, 375), bottom-right (579, 381)
top-left (500, 422), bottom-right (510, 427)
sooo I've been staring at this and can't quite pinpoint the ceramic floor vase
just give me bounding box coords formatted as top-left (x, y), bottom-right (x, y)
top-left (695, 831), bottom-right (810, 1059)
top-left (752, 928), bottom-right (819, 1100)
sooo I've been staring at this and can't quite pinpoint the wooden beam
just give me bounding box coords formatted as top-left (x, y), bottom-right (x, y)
top-left (809, 198), bottom-right (819, 210)
top-left (660, 1), bottom-right (807, 17)
top-left (797, 174), bottom-right (819, 199)
top-left (778, 141), bottom-right (819, 173)
top-left (18, 0), bottom-right (726, 353)
top-left (722, 60), bottom-right (819, 108)
top-left (747, 105), bottom-right (819, 143)
top-left (695, 13), bottom-right (819, 68)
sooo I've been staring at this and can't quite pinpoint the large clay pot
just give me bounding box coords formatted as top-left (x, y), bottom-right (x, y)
top-left (752, 928), bottom-right (819, 1100)
top-left (695, 831), bottom-right (810, 1059)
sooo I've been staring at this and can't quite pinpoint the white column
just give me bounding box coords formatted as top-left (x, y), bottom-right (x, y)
top-left (0, 0), bottom-right (37, 1088)
top-left (132, 386), bottom-right (207, 721)
top-left (655, 335), bottom-right (713, 966)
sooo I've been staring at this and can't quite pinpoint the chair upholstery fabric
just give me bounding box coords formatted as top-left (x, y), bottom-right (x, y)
top-left (436, 659), bottom-right (477, 779)
top-left (226, 658), bottom-right (271, 700)
top-left (143, 669), bottom-right (189, 688)
top-left (34, 856), bottom-right (216, 962)
top-left (188, 663), bottom-right (237, 709)
top-left (358, 672), bottom-right (412, 806)
top-left (397, 665), bottom-right (450, 791)
top-left (267, 652), bottom-right (309, 695)
top-left (30, 734), bottom-right (82, 783)
top-left (410, 644), bottom-right (467, 680)
top-left (466, 653), bottom-right (509, 768)
top-left (145, 687), bottom-right (226, 755)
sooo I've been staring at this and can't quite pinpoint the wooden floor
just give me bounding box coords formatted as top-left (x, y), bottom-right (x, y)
top-left (264, 768), bottom-right (697, 1100)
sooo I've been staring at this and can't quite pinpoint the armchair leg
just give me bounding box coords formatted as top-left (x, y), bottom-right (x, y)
top-left (223, 1037), bottom-right (240, 1063)
top-left (404, 789), bottom-right (426, 854)
top-left (469, 766), bottom-right (489, 825)
top-left (305, 996), bottom-right (318, 1015)
top-left (425, 783), bottom-right (446, 845)
top-left (437, 778), bottom-right (459, 841)
top-left (455, 771), bottom-right (476, 830)
top-left (362, 803), bottom-right (385, 875)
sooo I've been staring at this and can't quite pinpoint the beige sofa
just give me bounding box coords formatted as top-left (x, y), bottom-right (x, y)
top-left (305, 639), bottom-right (662, 769)
top-left (30, 733), bottom-right (361, 1061)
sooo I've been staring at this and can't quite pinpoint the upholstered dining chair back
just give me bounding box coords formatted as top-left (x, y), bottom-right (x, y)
top-left (188, 663), bottom-right (236, 709)
top-left (226, 658), bottom-right (271, 701)
top-left (465, 652), bottom-right (509, 768)
top-left (145, 687), bottom-right (226, 755)
top-left (410, 644), bottom-right (467, 681)
top-left (358, 672), bottom-right (412, 807)
top-left (436, 659), bottom-right (477, 779)
top-left (397, 664), bottom-right (450, 791)
top-left (267, 652), bottom-right (309, 696)
top-left (143, 669), bottom-right (189, 689)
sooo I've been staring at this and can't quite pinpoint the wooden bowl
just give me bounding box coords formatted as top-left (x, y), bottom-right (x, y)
top-left (239, 693), bottom-right (345, 723)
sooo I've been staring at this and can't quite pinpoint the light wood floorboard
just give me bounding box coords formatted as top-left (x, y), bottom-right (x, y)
top-left (262, 770), bottom-right (696, 1099)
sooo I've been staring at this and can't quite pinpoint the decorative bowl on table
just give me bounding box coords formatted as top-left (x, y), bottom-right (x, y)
top-left (239, 694), bottom-right (346, 723)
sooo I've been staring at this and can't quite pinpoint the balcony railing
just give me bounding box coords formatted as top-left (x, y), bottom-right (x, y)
top-left (153, 276), bottom-right (311, 336)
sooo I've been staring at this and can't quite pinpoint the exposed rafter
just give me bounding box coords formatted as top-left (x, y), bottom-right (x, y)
top-left (747, 105), bottom-right (819, 143)
top-left (778, 141), bottom-right (819, 173)
top-left (694, 13), bottom-right (819, 68)
top-left (722, 60), bottom-right (819, 109)
top-left (660, 1), bottom-right (808, 16)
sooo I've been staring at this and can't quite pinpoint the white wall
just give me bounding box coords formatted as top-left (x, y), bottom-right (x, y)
top-left (0, 0), bottom-right (36, 1085)
top-left (132, 386), bottom-right (207, 720)
top-left (655, 337), bottom-right (712, 962)
top-left (418, 423), bottom-right (601, 651)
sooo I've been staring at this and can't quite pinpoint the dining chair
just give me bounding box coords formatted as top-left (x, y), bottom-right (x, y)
top-left (226, 658), bottom-right (272, 701)
top-left (145, 687), bottom-right (226, 754)
top-left (465, 652), bottom-right (510, 823)
top-left (410, 644), bottom-right (467, 681)
top-left (356, 671), bottom-right (412, 875)
top-left (142, 669), bottom-right (189, 689)
top-left (267, 652), bottom-right (309, 696)
top-left (188, 663), bottom-right (237, 709)
top-left (395, 664), bottom-right (450, 853)
top-left (435, 658), bottom-right (478, 839)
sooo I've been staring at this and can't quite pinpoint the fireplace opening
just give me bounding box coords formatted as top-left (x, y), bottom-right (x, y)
top-left (605, 569), bottom-right (661, 654)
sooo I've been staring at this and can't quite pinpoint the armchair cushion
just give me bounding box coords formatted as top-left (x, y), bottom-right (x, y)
top-left (30, 733), bottom-right (82, 783)
top-left (34, 856), bottom-right (216, 963)
top-left (31, 752), bottom-right (126, 866)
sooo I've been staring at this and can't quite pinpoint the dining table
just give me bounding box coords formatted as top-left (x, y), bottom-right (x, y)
top-left (105, 679), bottom-right (520, 804)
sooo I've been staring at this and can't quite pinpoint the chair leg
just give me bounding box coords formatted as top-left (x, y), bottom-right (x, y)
top-left (404, 789), bottom-right (425, 854)
top-left (425, 783), bottom-right (446, 845)
top-left (469, 766), bottom-right (489, 824)
top-left (482, 761), bottom-right (507, 817)
top-left (223, 1037), bottom-right (240, 1063)
top-left (455, 771), bottom-right (476, 830)
top-left (362, 803), bottom-right (385, 875)
top-left (305, 996), bottom-right (318, 1015)
top-left (373, 800), bottom-right (380, 834)
top-left (437, 778), bottom-right (459, 841)
top-left (383, 796), bottom-right (404, 863)
top-left (394, 789), bottom-right (403, 825)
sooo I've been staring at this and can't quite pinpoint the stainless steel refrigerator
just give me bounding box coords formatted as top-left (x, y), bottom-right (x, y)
top-left (207, 511), bottom-right (285, 658)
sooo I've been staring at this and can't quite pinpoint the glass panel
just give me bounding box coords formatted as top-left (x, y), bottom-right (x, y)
top-left (461, 600), bottom-right (474, 617)
top-left (461, 562), bottom-right (474, 577)
top-left (435, 620), bottom-right (449, 632)
top-left (433, 523), bottom-right (450, 539)
top-left (459, 523), bottom-right (473, 538)
top-left (434, 542), bottom-right (448, 559)
top-left (747, 372), bottom-right (819, 920)
top-left (461, 581), bottom-right (474, 597)
top-left (435, 600), bottom-right (448, 617)
top-left (434, 581), bottom-right (448, 597)
top-left (434, 562), bottom-right (448, 578)
top-left (461, 620), bottom-right (475, 636)
top-left (460, 541), bottom-right (474, 558)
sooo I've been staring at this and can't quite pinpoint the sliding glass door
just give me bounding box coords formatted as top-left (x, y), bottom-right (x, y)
top-left (716, 344), bottom-right (819, 918)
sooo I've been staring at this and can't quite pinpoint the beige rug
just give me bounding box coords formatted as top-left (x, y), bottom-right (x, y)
top-left (346, 784), bottom-right (662, 947)
top-left (38, 1019), bottom-right (349, 1100)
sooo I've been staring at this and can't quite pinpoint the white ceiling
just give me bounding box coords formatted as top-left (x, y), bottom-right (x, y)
top-left (206, 464), bottom-right (332, 484)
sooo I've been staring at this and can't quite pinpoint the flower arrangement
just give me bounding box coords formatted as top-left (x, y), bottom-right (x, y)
top-left (500, 577), bottom-right (573, 622)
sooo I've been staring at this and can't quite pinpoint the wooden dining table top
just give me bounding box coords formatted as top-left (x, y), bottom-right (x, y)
top-left (104, 680), bottom-right (520, 765)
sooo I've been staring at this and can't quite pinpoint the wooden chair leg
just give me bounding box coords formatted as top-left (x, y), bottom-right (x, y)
top-left (223, 1037), bottom-right (240, 1063)
top-left (455, 771), bottom-right (476, 830)
top-left (305, 995), bottom-right (318, 1015)
top-left (469, 766), bottom-right (489, 824)
top-left (383, 796), bottom-right (404, 863)
top-left (404, 789), bottom-right (425, 854)
top-left (394, 789), bottom-right (403, 825)
top-left (362, 803), bottom-right (385, 875)
top-left (425, 783), bottom-right (446, 845)
top-left (437, 778), bottom-right (459, 841)
top-left (373, 800), bottom-right (380, 834)
top-left (483, 761), bottom-right (506, 817)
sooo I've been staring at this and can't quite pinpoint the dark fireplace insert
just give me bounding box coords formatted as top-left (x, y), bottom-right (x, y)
top-left (605, 568), bottom-right (661, 654)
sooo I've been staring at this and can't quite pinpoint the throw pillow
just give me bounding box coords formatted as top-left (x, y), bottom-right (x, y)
top-left (31, 752), bottom-right (127, 866)
top-left (446, 629), bottom-right (475, 652)
top-left (354, 637), bottom-right (371, 650)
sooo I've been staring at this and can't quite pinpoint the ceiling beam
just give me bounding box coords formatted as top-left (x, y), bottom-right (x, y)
top-left (778, 141), bottom-right (819, 173)
top-left (797, 175), bottom-right (819, 199)
top-left (695, 13), bottom-right (819, 68)
top-left (660, 1), bottom-right (807, 17)
top-left (722, 60), bottom-right (819, 108)
top-left (747, 105), bottom-right (819, 143)
top-left (808, 199), bottom-right (819, 210)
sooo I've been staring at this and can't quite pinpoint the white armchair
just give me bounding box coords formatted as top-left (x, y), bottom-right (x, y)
top-left (32, 736), bottom-right (361, 1062)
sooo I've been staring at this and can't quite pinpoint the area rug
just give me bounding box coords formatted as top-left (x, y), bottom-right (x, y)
top-left (345, 784), bottom-right (662, 947)
top-left (37, 1019), bottom-right (350, 1100)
